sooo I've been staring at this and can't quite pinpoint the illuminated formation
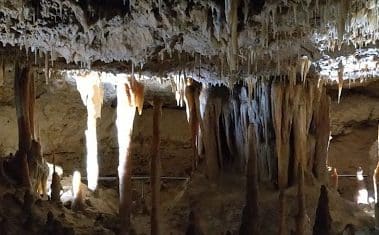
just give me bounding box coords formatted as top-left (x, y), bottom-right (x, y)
top-left (71, 171), bottom-right (84, 212)
top-left (356, 167), bottom-right (368, 205)
top-left (116, 75), bottom-right (144, 234)
top-left (75, 71), bottom-right (104, 191)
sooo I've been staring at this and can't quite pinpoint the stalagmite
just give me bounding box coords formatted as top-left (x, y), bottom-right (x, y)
top-left (356, 167), bottom-right (368, 204)
top-left (117, 76), bottom-right (144, 235)
top-left (330, 168), bottom-right (338, 191)
top-left (278, 190), bottom-right (288, 235)
top-left (50, 163), bottom-right (62, 202)
top-left (151, 97), bottom-right (162, 235)
top-left (240, 124), bottom-right (259, 235)
top-left (337, 61), bottom-right (344, 103)
top-left (7, 64), bottom-right (34, 188)
top-left (75, 72), bottom-right (104, 191)
top-left (313, 185), bottom-right (331, 235)
top-left (184, 78), bottom-right (201, 171)
top-left (71, 171), bottom-right (84, 212)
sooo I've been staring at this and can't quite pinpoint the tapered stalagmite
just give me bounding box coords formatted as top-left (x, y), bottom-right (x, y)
top-left (184, 78), bottom-right (201, 171)
top-left (71, 171), bottom-right (84, 212)
top-left (330, 168), bottom-right (339, 191)
top-left (50, 163), bottom-right (62, 202)
top-left (239, 124), bottom-right (259, 235)
top-left (313, 185), bottom-right (331, 235)
top-left (151, 97), bottom-right (162, 235)
top-left (117, 76), bottom-right (144, 235)
top-left (278, 190), bottom-right (288, 235)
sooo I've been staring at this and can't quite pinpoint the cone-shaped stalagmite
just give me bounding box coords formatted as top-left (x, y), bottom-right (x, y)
top-left (331, 168), bottom-right (338, 191)
top-left (313, 185), bottom-right (331, 235)
top-left (239, 124), bottom-right (259, 235)
top-left (151, 97), bottom-right (162, 235)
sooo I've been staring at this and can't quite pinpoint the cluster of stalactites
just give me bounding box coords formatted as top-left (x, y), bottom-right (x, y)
top-left (171, 74), bottom-right (186, 108)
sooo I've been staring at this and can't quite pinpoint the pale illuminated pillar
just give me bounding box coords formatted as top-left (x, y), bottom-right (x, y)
top-left (75, 72), bottom-right (104, 191)
top-left (116, 77), bottom-right (137, 235)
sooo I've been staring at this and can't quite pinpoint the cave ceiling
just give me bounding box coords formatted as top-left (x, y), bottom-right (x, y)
top-left (0, 0), bottom-right (378, 84)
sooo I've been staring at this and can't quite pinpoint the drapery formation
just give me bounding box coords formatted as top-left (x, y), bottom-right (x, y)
top-left (199, 77), bottom-right (330, 187)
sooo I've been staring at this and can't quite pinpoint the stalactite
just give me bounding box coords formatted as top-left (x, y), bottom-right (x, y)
top-left (239, 124), bottom-right (259, 235)
top-left (300, 56), bottom-right (311, 83)
top-left (151, 97), bottom-right (162, 235)
top-left (227, 0), bottom-right (239, 73)
top-left (184, 79), bottom-right (201, 171)
top-left (75, 72), bottom-right (104, 191)
top-left (337, 61), bottom-right (344, 103)
top-left (133, 78), bottom-right (145, 115)
top-left (44, 52), bottom-right (49, 85)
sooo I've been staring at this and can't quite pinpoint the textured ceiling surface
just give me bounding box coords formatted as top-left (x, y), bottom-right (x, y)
top-left (0, 0), bottom-right (378, 82)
